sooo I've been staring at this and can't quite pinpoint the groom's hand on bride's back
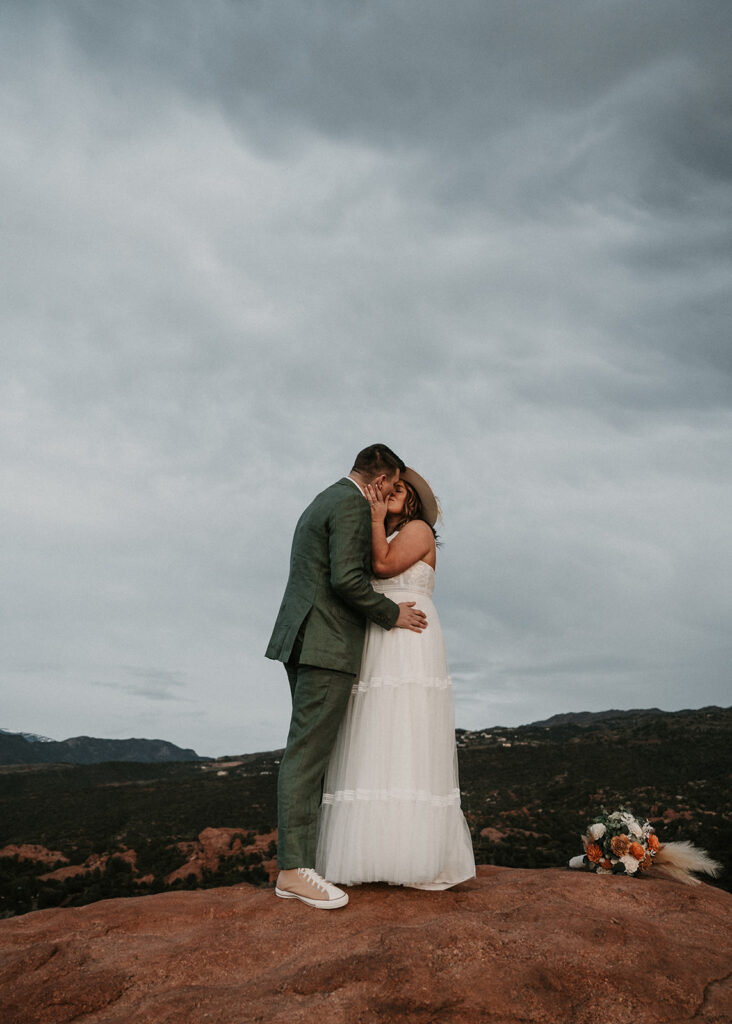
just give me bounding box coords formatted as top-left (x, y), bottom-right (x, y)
top-left (395, 601), bottom-right (428, 633)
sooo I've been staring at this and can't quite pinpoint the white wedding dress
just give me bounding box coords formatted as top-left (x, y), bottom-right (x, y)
top-left (315, 546), bottom-right (476, 888)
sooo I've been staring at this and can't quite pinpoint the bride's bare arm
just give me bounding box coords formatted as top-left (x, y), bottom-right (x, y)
top-left (372, 520), bottom-right (435, 577)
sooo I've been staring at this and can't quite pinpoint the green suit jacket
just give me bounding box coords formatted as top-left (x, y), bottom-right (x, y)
top-left (265, 478), bottom-right (400, 674)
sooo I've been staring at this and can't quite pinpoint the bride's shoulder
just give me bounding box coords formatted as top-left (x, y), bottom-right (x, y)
top-left (397, 519), bottom-right (434, 541)
top-left (391, 519), bottom-right (436, 556)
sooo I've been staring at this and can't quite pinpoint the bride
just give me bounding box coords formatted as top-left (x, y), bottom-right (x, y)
top-left (316, 468), bottom-right (475, 889)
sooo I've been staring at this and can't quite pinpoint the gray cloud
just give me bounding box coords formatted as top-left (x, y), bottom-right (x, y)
top-left (92, 666), bottom-right (191, 702)
top-left (1, 1), bottom-right (730, 753)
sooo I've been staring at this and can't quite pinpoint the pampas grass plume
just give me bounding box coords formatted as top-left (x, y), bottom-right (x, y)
top-left (653, 841), bottom-right (723, 886)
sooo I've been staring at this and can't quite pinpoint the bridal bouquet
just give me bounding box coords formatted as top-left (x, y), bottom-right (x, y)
top-left (569, 807), bottom-right (722, 885)
top-left (569, 808), bottom-right (658, 876)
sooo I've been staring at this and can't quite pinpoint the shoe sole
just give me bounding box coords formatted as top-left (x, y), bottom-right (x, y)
top-left (275, 887), bottom-right (349, 910)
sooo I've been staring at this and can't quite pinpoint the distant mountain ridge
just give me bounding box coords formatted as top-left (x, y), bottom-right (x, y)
top-left (528, 707), bottom-right (668, 728)
top-left (0, 730), bottom-right (204, 766)
top-left (0, 729), bottom-right (54, 743)
top-left (454, 705), bottom-right (729, 749)
top-left (4, 707), bottom-right (726, 765)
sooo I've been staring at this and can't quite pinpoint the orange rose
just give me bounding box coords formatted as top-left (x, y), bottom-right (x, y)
top-left (638, 854), bottom-right (653, 871)
top-left (629, 842), bottom-right (645, 860)
top-left (586, 843), bottom-right (602, 863)
top-left (648, 834), bottom-right (660, 852)
top-left (611, 835), bottom-right (630, 857)
top-left (601, 859), bottom-right (613, 871)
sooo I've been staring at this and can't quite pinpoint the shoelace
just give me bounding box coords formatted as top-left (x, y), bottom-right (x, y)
top-left (297, 867), bottom-right (328, 893)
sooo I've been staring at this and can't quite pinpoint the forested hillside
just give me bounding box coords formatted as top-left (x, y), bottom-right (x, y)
top-left (1, 707), bottom-right (728, 916)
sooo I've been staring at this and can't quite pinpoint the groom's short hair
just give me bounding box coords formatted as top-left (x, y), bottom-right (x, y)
top-left (351, 444), bottom-right (405, 480)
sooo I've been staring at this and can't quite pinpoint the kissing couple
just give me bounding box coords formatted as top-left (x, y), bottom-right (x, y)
top-left (265, 443), bottom-right (475, 908)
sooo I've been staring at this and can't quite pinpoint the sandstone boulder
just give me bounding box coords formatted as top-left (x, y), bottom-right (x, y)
top-left (0, 866), bottom-right (729, 1024)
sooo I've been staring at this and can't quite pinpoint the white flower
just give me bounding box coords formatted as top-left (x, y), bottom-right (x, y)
top-left (588, 823), bottom-right (606, 840)
top-left (569, 855), bottom-right (586, 870)
top-left (620, 854), bottom-right (639, 874)
top-left (628, 820), bottom-right (643, 838)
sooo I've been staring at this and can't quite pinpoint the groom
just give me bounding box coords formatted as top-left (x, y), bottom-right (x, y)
top-left (265, 443), bottom-right (428, 909)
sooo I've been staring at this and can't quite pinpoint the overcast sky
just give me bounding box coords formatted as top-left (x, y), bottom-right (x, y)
top-left (2, 1), bottom-right (730, 756)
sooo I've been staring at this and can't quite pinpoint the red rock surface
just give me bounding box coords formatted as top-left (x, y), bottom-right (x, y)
top-left (479, 826), bottom-right (507, 842)
top-left (0, 829), bottom-right (278, 889)
top-left (0, 845), bottom-right (68, 866)
top-left (38, 853), bottom-right (110, 883)
top-left (1, 866), bottom-right (730, 1024)
top-left (165, 827), bottom-right (278, 884)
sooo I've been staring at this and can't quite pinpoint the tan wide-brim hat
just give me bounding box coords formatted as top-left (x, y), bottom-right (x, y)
top-left (400, 467), bottom-right (441, 528)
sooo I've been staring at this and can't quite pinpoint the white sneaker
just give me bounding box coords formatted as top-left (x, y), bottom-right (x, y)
top-left (275, 868), bottom-right (349, 909)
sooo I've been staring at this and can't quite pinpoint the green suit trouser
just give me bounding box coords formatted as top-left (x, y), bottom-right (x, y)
top-left (277, 633), bottom-right (356, 869)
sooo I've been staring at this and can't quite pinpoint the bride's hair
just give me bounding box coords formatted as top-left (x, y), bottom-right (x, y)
top-left (391, 481), bottom-right (439, 541)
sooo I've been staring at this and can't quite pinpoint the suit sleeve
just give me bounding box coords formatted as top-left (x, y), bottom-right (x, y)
top-left (328, 494), bottom-right (400, 630)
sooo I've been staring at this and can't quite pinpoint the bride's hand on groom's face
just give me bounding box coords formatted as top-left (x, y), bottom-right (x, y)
top-left (365, 483), bottom-right (388, 520)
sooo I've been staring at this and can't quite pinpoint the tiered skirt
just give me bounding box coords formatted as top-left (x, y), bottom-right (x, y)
top-left (316, 584), bottom-right (475, 887)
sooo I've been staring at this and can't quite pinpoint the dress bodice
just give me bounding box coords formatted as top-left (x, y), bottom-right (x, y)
top-left (371, 531), bottom-right (435, 597)
top-left (371, 560), bottom-right (435, 599)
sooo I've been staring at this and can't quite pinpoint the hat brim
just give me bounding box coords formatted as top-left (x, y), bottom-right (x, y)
top-left (400, 468), bottom-right (440, 528)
